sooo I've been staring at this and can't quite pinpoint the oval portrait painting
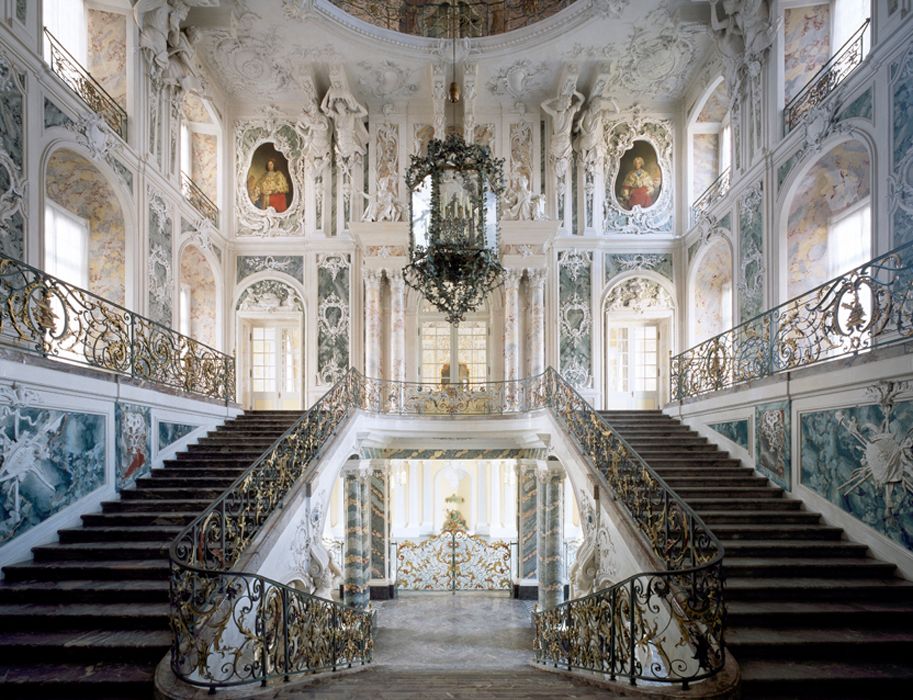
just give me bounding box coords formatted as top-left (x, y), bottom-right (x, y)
top-left (614, 140), bottom-right (662, 211)
top-left (246, 142), bottom-right (293, 213)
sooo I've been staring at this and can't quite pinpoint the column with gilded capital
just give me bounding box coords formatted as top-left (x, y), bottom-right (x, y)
top-left (537, 461), bottom-right (565, 609)
top-left (528, 269), bottom-right (546, 377)
top-left (364, 271), bottom-right (382, 379)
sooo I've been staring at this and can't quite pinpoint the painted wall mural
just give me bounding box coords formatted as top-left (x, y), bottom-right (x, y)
top-left (45, 149), bottom-right (126, 304)
top-left (697, 82), bottom-right (728, 123)
top-left (755, 400), bottom-right (791, 490)
top-left (316, 254), bottom-right (350, 385)
top-left (0, 386), bottom-right (105, 545)
top-left (115, 402), bottom-right (150, 491)
top-left (158, 421), bottom-right (197, 451)
top-left (692, 133), bottom-right (720, 200)
top-left (147, 192), bottom-right (173, 326)
top-left (692, 239), bottom-right (732, 344)
top-left (738, 181), bottom-right (764, 322)
top-left (786, 141), bottom-right (870, 297)
top-left (179, 244), bottom-right (217, 347)
top-left (237, 255), bottom-right (305, 284)
top-left (86, 8), bottom-right (127, 109)
top-left (783, 4), bottom-right (831, 104)
top-left (192, 132), bottom-right (218, 204)
top-left (800, 382), bottom-right (913, 552)
top-left (558, 250), bottom-right (592, 389)
top-left (708, 419), bottom-right (749, 451)
top-left (605, 253), bottom-right (673, 284)
top-left (0, 50), bottom-right (25, 260)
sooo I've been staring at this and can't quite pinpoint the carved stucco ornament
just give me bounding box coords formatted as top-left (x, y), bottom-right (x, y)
top-left (604, 277), bottom-right (673, 313)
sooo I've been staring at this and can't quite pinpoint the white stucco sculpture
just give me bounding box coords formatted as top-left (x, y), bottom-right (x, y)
top-left (504, 174), bottom-right (545, 221)
top-left (321, 66), bottom-right (370, 164)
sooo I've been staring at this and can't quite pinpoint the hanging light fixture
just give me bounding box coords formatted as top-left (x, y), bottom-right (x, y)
top-left (403, 3), bottom-right (505, 325)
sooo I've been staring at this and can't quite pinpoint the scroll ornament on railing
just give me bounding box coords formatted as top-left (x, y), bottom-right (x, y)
top-left (0, 255), bottom-right (234, 401)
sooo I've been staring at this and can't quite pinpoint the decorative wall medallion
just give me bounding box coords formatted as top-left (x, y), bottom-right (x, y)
top-left (357, 59), bottom-right (418, 100)
top-left (486, 59), bottom-right (549, 109)
top-left (236, 279), bottom-right (303, 312)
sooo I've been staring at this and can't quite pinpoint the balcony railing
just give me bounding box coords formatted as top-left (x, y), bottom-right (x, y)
top-left (671, 238), bottom-right (913, 401)
top-left (44, 28), bottom-right (127, 141)
top-left (689, 168), bottom-right (731, 227)
top-left (180, 171), bottom-right (219, 227)
top-left (784, 19), bottom-right (870, 134)
top-left (0, 255), bottom-right (234, 402)
top-left (169, 368), bottom-right (724, 690)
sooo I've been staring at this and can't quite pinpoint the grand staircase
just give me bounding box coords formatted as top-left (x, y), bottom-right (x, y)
top-left (0, 410), bottom-right (301, 699)
top-left (600, 409), bottom-right (913, 699)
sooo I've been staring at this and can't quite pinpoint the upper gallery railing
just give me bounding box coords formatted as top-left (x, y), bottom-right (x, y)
top-left (167, 368), bottom-right (724, 690)
top-left (689, 168), bottom-right (731, 227)
top-left (180, 171), bottom-right (220, 227)
top-left (671, 238), bottom-right (913, 401)
top-left (44, 29), bottom-right (128, 141)
top-left (784, 19), bottom-right (870, 134)
top-left (0, 255), bottom-right (235, 402)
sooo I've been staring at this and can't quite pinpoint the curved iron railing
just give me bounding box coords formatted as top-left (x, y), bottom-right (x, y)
top-left (180, 171), bottom-right (220, 227)
top-left (532, 370), bottom-right (724, 687)
top-left (169, 368), bottom-right (724, 690)
top-left (690, 168), bottom-right (731, 227)
top-left (672, 238), bottom-right (913, 401)
top-left (0, 254), bottom-right (234, 401)
top-left (784, 19), bottom-right (869, 133)
top-left (169, 370), bottom-right (372, 689)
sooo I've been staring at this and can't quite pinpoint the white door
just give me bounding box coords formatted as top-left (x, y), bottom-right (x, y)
top-left (605, 322), bottom-right (661, 409)
top-left (247, 323), bottom-right (302, 410)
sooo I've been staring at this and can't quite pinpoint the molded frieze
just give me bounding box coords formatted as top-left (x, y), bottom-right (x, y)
top-left (237, 255), bottom-right (304, 283)
top-left (558, 250), bottom-right (592, 389)
top-left (800, 382), bottom-right (913, 552)
top-left (316, 254), bottom-right (350, 386)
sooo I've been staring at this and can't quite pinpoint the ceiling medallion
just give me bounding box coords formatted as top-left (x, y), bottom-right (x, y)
top-left (404, 133), bottom-right (505, 325)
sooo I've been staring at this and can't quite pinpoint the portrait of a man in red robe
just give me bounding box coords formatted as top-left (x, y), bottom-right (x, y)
top-left (615, 140), bottom-right (662, 211)
top-left (247, 143), bottom-right (294, 214)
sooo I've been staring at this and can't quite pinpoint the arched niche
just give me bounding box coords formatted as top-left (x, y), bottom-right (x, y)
top-left (689, 237), bottom-right (734, 345)
top-left (782, 139), bottom-right (871, 299)
top-left (687, 76), bottom-right (730, 205)
top-left (178, 242), bottom-right (219, 348)
top-left (43, 148), bottom-right (127, 305)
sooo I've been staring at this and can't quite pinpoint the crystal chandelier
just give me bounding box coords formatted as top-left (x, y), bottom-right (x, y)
top-left (403, 5), bottom-right (505, 325)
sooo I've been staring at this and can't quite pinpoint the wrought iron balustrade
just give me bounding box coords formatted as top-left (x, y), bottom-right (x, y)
top-left (0, 254), bottom-right (234, 401)
top-left (690, 168), bottom-right (731, 227)
top-left (784, 19), bottom-right (869, 134)
top-left (672, 238), bottom-right (913, 401)
top-left (180, 171), bottom-right (219, 227)
top-left (44, 29), bottom-right (127, 141)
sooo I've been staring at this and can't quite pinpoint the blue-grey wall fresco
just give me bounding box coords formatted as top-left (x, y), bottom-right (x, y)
top-left (116, 402), bottom-right (151, 491)
top-left (1, 388), bottom-right (105, 545)
top-left (558, 249), bottom-right (592, 389)
top-left (316, 254), bottom-right (350, 386)
top-left (800, 382), bottom-right (913, 552)
top-left (755, 400), bottom-right (790, 490)
top-left (708, 419), bottom-right (750, 450)
top-left (738, 182), bottom-right (765, 322)
top-left (158, 421), bottom-right (197, 451)
top-left (0, 52), bottom-right (25, 260)
top-left (147, 193), bottom-right (173, 326)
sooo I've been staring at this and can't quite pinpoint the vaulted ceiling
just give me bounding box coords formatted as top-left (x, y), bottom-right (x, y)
top-left (186, 0), bottom-right (715, 115)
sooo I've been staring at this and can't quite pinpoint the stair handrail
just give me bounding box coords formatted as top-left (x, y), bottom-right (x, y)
top-left (0, 254), bottom-right (234, 402)
top-left (671, 236), bottom-right (913, 401)
top-left (531, 368), bottom-right (725, 688)
top-left (168, 368), bottom-right (373, 690)
top-left (168, 368), bottom-right (724, 690)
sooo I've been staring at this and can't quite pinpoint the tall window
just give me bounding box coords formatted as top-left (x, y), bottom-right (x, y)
top-left (833, 0), bottom-right (869, 51)
top-left (45, 200), bottom-right (89, 288)
top-left (43, 0), bottom-right (87, 64)
top-left (419, 302), bottom-right (489, 384)
top-left (179, 283), bottom-right (191, 336)
top-left (719, 120), bottom-right (732, 173)
top-left (827, 198), bottom-right (870, 278)
top-left (180, 123), bottom-right (192, 178)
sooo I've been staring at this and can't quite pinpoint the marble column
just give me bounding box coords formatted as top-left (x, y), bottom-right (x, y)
top-left (368, 464), bottom-right (389, 580)
top-left (517, 460), bottom-right (539, 582)
top-left (528, 269), bottom-right (546, 377)
top-left (364, 271), bottom-right (382, 379)
top-left (503, 269), bottom-right (521, 408)
top-left (344, 464), bottom-right (370, 608)
top-left (389, 271), bottom-right (406, 383)
top-left (537, 461), bottom-right (565, 610)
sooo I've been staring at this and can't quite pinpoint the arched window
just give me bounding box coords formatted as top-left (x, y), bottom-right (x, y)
top-left (418, 300), bottom-right (490, 384)
top-left (688, 78), bottom-right (731, 210)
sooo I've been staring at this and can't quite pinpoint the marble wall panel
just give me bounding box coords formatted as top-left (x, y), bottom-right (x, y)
top-left (784, 5), bottom-right (831, 104)
top-left (179, 245), bottom-right (217, 347)
top-left (0, 58), bottom-right (25, 260)
top-left (43, 99), bottom-right (73, 130)
top-left (693, 133), bottom-right (720, 199)
top-left (182, 93), bottom-right (211, 124)
top-left (317, 254), bottom-right (350, 386)
top-left (697, 83), bottom-right (728, 123)
top-left (708, 419), bottom-right (749, 450)
top-left (191, 132), bottom-right (218, 203)
top-left (786, 141), bottom-right (870, 297)
top-left (558, 250), bottom-right (592, 389)
top-left (692, 240), bottom-right (732, 343)
top-left (893, 41), bottom-right (913, 248)
top-left (45, 149), bottom-right (126, 304)
top-left (158, 421), bottom-right (196, 451)
top-left (604, 253), bottom-right (673, 283)
top-left (148, 194), bottom-right (173, 326)
top-left (800, 388), bottom-right (913, 552)
top-left (237, 255), bottom-right (304, 283)
top-left (0, 398), bottom-right (105, 545)
top-left (87, 9), bottom-right (127, 109)
top-left (519, 468), bottom-right (537, 579)
top-left (115, 402), bottom-right (151, 491)
top-left (839, 88), bottom-right (873, 122)
top-left (370, 472), bottom-right (387, 579)
top-left (755, 400), bottom-right (791, 490)
top-left (738, 182), bottom-right (764, 322)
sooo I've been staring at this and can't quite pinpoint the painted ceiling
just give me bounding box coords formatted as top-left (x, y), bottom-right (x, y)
top-left (185, 0), bottom-right (715, 114)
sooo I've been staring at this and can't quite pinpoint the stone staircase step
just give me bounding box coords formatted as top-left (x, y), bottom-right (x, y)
top-left (724, 577), bottom-right (913, 602)
top-left (625, 436), bottom-right (708, 447)
top-left (724, 556), bottom-right (896, 579)
top-left (737, 659), bottom-right (913, 699)
top-left (80, 511), bottom-right (200, 527)
top-left (661, 475), bottom-right (769, 487)
top-left (0, 661), bottom-right (155, 696)
top-left (726, 600), bottom-right (913, 628)
top-left (0, 629), bottom-right (170, 664)
top-left (31, 542), bottom-right (167, 563)
top-left (687, 497), bottom-right (797, 510)
top-left (119, 486), bottom-right (226, 500)
top-left (58, 525), bottom-right (181, 543)
top-left (651, 466), bottom-right (753, 477)
top-left (149, 467), bottom-right (246, 479)
top-left (728, 626), bottom-right (913, 660)
top-left (100, 498), bottom-right (212, 513)
top-left (161, 455), bottom-right (256, 467)
top-left (639, 457), bottom-right (742, 468)
top-left (697, 509), bottom-right (821, 524)
top-left (138, 475), bottom-right (237, 489)
top-left (0, 602), bottom-right (169, 630)
top-left (720, 540), bottom-right (868, 558)
top-left (0, 580), bottom-right (169, 605)
top-left (3, 559), bottom-right (170, 583)
top-left (709, 523), bottom-right (843, 540)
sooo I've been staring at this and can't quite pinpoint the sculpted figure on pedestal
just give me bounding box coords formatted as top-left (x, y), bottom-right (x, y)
top-left (321, 66), bottom-right (370, 164)
top-left (709, 0), bottom-right (774, 99)
top-left (541, 74), bottom-right (584, 179)
top-left (504, 174), bottom-right (545, 221)
top-left (575, 78), bottom-right (618, 167)
top-left (361, 175), bottom-right (403, 222)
